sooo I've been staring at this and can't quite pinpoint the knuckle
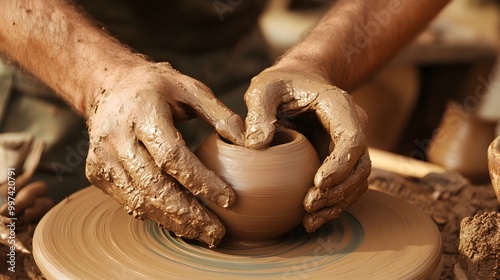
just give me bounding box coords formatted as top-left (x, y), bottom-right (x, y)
top-left (85, 156), bottom-right (116, 189)
top-left (344, 130), bottom-right (367, 153)
top-left (243, 87), bottom-right (260, 103)
top-left (345, 120), bottom-right (367, 148)
top-left (135, 167), bottom-right (164, 194)
top-left (192, 80), bottom-right (213, 95)
top-left (84, 154), bottom-right (100, 183)
top-left (155, 142), bottom-right (182, 169)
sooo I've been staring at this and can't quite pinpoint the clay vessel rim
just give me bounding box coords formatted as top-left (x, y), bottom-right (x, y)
top-left (214, 128), bottom-right (304, 152)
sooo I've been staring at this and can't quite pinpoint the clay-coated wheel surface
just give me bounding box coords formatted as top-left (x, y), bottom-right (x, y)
top-left (33, 186), bottom-right (441, 280)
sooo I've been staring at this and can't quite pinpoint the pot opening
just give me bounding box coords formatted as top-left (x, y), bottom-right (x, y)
top-left (269, 129), bottom-right (296, 147)
top-left (219, 129), bottom-right (297, 147)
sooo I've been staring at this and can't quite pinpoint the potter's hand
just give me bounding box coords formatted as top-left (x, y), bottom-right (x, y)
top-left (0, 181), bottom-right (54, 226)
top-left (244, 65), bottom-right (371, 232)
top-left (0, 134), bottom-right (52, 226)
top-left (0, 216), bottom-right (30, 254)
top-left (85, 62), bottom-right (244, 247)
top-left (0, 181), bottom-right (48, 254)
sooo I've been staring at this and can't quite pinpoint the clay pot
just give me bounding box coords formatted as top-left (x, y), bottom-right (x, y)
top-left (427, 102), bottom-right (497, 183)
top-left (488, 136), bottom-right (500, 204)
top-left (195, 128), bottom-right (321, 241)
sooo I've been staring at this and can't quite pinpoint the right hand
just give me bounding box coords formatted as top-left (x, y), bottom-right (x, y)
top-left (84, 62), bottom-right (245, 247)
top-left (243, 64), bottom-right (370, 232)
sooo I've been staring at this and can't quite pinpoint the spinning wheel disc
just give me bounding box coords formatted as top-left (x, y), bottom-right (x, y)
top-left (33, 187), bottom-right (441, 279)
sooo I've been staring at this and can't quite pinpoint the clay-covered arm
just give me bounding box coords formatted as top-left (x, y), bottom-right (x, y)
top-left (0, 0), bottom-right (245, 247)
top-left (0, 0), bottom-right (142, 116)
top-left (279, 0), bottom-right (451, 90)
top-left (244, 0), bottom-right (450, 231)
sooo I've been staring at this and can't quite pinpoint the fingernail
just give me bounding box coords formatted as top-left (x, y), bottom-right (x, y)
top-left (310, 198), bottom-right (328, 212)
top-left (303, 215), bottom-right (314, 232)
top-left (245, 120), bottom-right (276, 150)
top-left (216, 195), bottom-right (231, 208)
top-left (227, 115), bottom-right (245, 146)
top-left (314, 169), bottom-right (333, 189)
top-left (310, 217), bottom-right (326, 231)
top-left (245, 130), bottom-right (266, 149)
top-left (303, 214), bottom-right (325, 233)
top-left (198, 232), bottom-right (215, 248)
top-left (233, 132), bottom-right (245, 147)
top-left (200, 224), bottom-right (223, 248)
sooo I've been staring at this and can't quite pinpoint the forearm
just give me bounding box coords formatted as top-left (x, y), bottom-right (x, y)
top-left (0, 0), bottom-right (144, 116)
top-left (278, 0), bottom-right (450, 90)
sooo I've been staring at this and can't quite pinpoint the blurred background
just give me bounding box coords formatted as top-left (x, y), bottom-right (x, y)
top-left (260, 0), bottom-right (500, 184)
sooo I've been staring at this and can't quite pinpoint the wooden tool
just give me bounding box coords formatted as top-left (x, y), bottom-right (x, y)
top-left (369, 147), bottom-right (447, 178)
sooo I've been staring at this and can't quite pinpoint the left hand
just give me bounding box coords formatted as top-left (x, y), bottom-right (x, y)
top-left (0, 181), bottom-right (54, 226)
top-left (243, 64), bottom-right (371, 232)
top-left (0, 133), bottom-right (52, 253)
top-left (0, 180), bottom-right (52, 254)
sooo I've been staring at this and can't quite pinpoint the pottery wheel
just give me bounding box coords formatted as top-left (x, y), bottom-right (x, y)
top-left (33, 186), bottom-right (441, 279)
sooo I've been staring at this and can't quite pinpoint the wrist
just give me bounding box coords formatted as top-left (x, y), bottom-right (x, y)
top-left (274, 47), bottom-right (334, 84)
top-left (82, 55), bottom-right (153, 118)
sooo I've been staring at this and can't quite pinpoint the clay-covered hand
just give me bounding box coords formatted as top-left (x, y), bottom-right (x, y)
top-left (0, 215), bottom-right (30, 254)
top-left (0, 181), bottom-right (54, 226)
top-left (0, 133), bottom-right (52, 226)
top-left (244, 64), bottom-right (371, 232)
top-left (0, 180), bottom-right (48, 254)
top-left (84, 62), bottom-right (244, 247)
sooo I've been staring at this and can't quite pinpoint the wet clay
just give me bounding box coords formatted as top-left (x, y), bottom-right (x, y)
top-left (455, 136), bottom-right (500, 278)
top-left (428, 102), bottom-right (497, 184)
top-left (195, 128), bottom-right (321, 241)
top-left (242, 69), bottom-right (370, 232)
top-left (457, 212), bottom-right (500, 279)
top-left (84, 62), bottom-right (246, 248)
top-left (33, 186), bottom-right (442, 279)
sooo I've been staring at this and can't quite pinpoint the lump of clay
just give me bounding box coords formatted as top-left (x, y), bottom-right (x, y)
top-left (488, 136), bottom-right (500, 203)
top-left (195, 128), bottom-right (321, 241)
top-left (457, 212), bottom-right (500, 279)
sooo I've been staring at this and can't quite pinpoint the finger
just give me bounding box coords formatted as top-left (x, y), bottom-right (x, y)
top-left (355, 104), bottom-right (368, 134)
top-left (303, 181), bottom-right (369, 232)
top-left (0, 180), bottom-right (32, 201)
top-left (243, 77), bottom-right (287, 149)
top-left (0, 183), bottom-right (7, 198)
top-left (14, 181), bottom-right (47, 211)
top-left (17, 197), bottom-right (54, 226)
top-left (304, 152), bottom-right (371, 212)
top-left (314, 90), bottom-right (367, 189)
top-left (177, 82), bottom-right (245, 146)
top-left (0, 172), bottom-right (34, 198)
top-left (85, 149), bottom-right (142, 212)
top-left (0, 181), bottom-right (48, 215)
top-left (116, 141), bottom-right (226, 247)
top-left (0, 221), bottom-right (30, 254)
top-left (135, 112), bottom-right (235, 208)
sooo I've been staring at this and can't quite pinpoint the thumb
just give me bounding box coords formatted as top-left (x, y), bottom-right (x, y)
top-left (244, 78), bottom-right (287, 149)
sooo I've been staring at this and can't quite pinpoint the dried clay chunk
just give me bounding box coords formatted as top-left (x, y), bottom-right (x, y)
top-left (458, 212), bottom-right (500, 279)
